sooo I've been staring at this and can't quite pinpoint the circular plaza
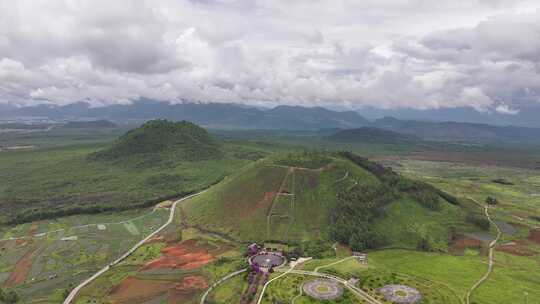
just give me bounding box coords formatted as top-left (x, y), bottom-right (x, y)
top-left (378, 284), bottom-right (422, 304)
top-left (249, 251), bottom-right (286, 269)
top-left (303, 279), bottom-right (343, 300)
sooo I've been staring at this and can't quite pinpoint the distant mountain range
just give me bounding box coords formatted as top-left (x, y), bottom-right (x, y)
top-left (2, 99), bottom-right (539, 144)
top-left (358, 105), bottom-right (540, 128)
top-left (370, 117), bottom-right (540, 144)
top-left (1, 99), bottom-right (369, 130)
top-left (326, 127), bottom-right (420, 144)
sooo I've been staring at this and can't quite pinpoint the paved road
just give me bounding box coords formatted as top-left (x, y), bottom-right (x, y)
top-left (256, 256), bottom-right (382, 304)
top-left (280, 269), bottom-right (382, 304)
top-left (63, 191), bottom-right (204, 304)
top-left (465, 199), bottom-right (502, 304)
top-left (200, 268), bottom-right (248, 304)
top-left (314, 256), bottom-right (355, 273)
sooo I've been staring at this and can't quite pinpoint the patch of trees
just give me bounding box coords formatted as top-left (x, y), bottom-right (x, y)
top-left (297, 240), bottom-right (334, 258)
top-left (143, 173), bottom-right (192, 190)
top-left (5, 190), bottom-right (197, 225)
top-left (328, 183), bottom-right (396, 251)
top-left (338, 151), bottom-right (400, 184)
top-left (274, 151), bottom-right (331, 169)
top-left (530, 215), bottom-right (540, 222)
top-left (467, 213), bottom-right (490, 231)
top-left (491, 178), bottom-right (514, 185)
top-left (436, 190), bottom-right (461, 206)
top-left (330, 152), bottom-right (465, 251)
top-left (417, 237), bottom-right (435, 252)
top-left (339, 151), bottom-right (451, 211)
top-left (0, 288), bottom-right (19, 304)
top-left (485, 196), bottom-right (498, 205)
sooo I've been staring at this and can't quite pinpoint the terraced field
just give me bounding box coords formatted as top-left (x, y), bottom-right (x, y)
top-left (0, 208), bottom-right (168, 302)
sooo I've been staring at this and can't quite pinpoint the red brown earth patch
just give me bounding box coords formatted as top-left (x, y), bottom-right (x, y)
top-left (27, 222), bottom-right (39, 236)
top-left (496, 241), bottom-right (537, 257)
top-left (450, 238), bottom-right (482, 255)
top-left (15, 239), bottom-right (29, 247)
top-left (108, 277), bottom-right (171, 303)
top-left (175, 275), bottom-right (208, 290)
top-left (108, 274), bottom-right (208, 303)
top-left (242, 191), bottom-right (276, 219)
top-left (142, 239), bottom-right (214, 271)
top-left (528, 228), bottom-right (540, 245)
top-left (169, 275), bottom-right (209, 303)
top-left (453, 238), bottom-right (482, 248)
top-left (4, 245), bottom-right (36, 288)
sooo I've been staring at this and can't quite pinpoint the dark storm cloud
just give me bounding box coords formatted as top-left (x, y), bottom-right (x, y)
top-left (0, 0), bottom-right (539, 112)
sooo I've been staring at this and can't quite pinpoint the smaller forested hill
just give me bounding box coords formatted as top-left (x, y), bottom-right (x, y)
top-left (91, 120), bottom-right (222, 164)
top-left (327, 127), bottom-right (420, 144)
top-left (1, 120), bottom-right (248, 225)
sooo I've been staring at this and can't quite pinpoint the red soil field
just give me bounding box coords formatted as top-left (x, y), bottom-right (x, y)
top-left (108, 277), bottom-right (171, 303)
top-left (27, 222), bottom-right (39, 236)
top-left (450, 238), bottom-right (482, 255)
top-left (453, 238), bottom-right (482, 248)
top-left (15, 239), bottom-right (28, 246)
top-left (4, 246), bottom-right (36, 288)
top-left (142, 239), bottom-right (214, 271)
top-left (496, 241), bottom-right (537, 257)
top-left (169, 275), bottom-right (209, 303)
top-left (528, 228), bottom-right (540, 245)
top-left (108, 274), bottom-right (209, 303)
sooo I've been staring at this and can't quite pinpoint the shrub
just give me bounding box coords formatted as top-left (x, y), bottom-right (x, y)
top-left (486, 196), bottom-right (498, 205)
top-left (467, 214), bottom-right (490, 231)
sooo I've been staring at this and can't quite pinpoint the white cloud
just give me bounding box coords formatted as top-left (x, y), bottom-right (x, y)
top-left (0, 0), bottom-right (539, 112)
top-left (495, 104), bottom-right (520, 115)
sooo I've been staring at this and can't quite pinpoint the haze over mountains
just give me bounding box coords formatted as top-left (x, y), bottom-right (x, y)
top-left (2, 99), bottom-right (540, 144)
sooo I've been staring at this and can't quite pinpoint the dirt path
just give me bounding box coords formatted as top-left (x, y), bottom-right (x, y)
top-left (283, 169), bottom-right (296, 241)
top-left (465, 199), bottom-right (502, 304)
top-left (313, 256), bottom-right (355, 273)
top-left (63, 191), bottom-right (204, 304)
top-left (266, 167), bottom-right (293, 239)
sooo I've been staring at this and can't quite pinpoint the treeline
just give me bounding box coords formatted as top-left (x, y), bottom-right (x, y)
top-left (338, 151), bottom-right (460, 210)
top-left (5, 191), bottom-right (194, 226)
top-left (329, 152), bottom-right (462, 251)
top-left (274, 151), bottom-right (331, 169)
top-left (328, 181), bottom-right (397, 251)
top-left (0, 288), bottom-right (19, 304)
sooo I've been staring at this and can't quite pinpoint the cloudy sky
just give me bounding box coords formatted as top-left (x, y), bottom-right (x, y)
top-left (1, 0), bottom-right (539, 113)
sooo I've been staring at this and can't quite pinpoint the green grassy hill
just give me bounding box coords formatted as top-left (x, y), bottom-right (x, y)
top-left (91, 119), bottom-right (222, 166)
top-left (182, 151), bottom-right (471, 252)
top-left (0, 121), bottom-right (257, 225)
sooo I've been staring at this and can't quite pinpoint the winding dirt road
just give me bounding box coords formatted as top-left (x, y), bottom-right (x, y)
top-left (465, 200), bottom-right (502, 304)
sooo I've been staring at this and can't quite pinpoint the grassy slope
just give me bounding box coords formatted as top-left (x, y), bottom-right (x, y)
top-left (473, 251), bottom-right (540, 304)
top-left (392, 159), bottom-right (540, 303)
top-left (287, 158), bottom-right (380, 241)
top-left (183, 154), bottom-right (467, 250)
top-left (372, 198), bottom-right (465, 251)
top-left (183, 161), bottom-right (288, 241)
